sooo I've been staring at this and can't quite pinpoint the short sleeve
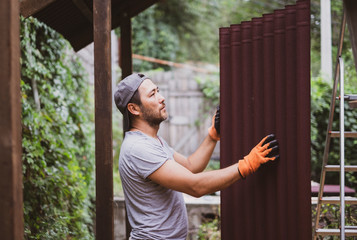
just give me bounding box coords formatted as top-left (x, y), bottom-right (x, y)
top-left (128, 139), bottom-right (172, 179)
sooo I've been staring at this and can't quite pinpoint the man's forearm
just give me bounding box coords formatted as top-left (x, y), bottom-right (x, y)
top-left (186, 134), bottom-right (218, 173)
top-left (189, 163), bottom-right (241, 197)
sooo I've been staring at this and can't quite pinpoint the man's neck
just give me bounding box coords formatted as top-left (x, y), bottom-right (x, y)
top-left (130, 121), bottom-right (159, 138)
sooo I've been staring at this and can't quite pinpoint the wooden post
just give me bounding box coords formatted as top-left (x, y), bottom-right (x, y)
top-left (0, 0), bottom-right (23, 239)
top-left (119, 12), bottom-right (133, 239)
top-left (120, 12), bottom-right (133, 78)
top-left (93, 0), bottom-right (113, 239)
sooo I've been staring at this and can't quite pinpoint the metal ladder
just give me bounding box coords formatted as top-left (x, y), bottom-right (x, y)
top-left (313, 8), bottom-right (357, 239)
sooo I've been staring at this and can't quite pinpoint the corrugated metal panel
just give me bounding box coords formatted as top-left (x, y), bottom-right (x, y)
top-left (219, 1), bottom-right (311, 239)
top-left (345, 0), bottom-right (357, 73)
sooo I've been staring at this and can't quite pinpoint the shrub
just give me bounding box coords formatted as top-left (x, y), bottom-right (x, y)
top-left (197, 218), bottom-right (221, 240)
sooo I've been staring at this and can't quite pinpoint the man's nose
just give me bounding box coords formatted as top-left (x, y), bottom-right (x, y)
top-left (158, 93), bottom-right (165, 103)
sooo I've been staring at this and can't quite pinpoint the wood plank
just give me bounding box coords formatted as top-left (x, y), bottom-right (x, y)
top-left (325, 165), bottom-right (357, 172)
top-left (329, 131), bottom-right (357, 138)
top-left (0, 0), bottom-right (23, 239)
top-left (93, 0), bottom-right (113, 239)
top-left (72, 0), bottom-right (93, 23)
top-left (20, 0), bottom-right (56, 17)
top-left (321, 196), bottom-right (357, 204)
top-left (169, 91), bottom-right (204, 97)
top-left (112, 0), bottom-right (159, 27)
top-left (349, 100), bottom-right (357, 108)
top-left (118, 12), bottom-right (133, 239)
top-left (316, 228), bottom-right (357, 236)
top-left (126, 0), bottom-right (159, 18)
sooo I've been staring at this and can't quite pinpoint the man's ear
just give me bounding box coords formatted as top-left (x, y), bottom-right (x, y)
top-left (127, 103), bottom-right (140, 116)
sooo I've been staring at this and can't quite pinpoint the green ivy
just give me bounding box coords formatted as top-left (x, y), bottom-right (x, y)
top-left (312, 204), bottom-right (357, 240)
top-left (197, 218), bottom-right (221, 240)
top-left (21, 17), bottom-right (95, 239)
top-left (131, 6), bottom-right (179, 72)
top-left (196, 73), bottom-right (220, 107)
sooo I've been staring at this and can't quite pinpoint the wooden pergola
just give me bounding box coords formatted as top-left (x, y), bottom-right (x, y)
top-left (0, 0), bottom-right (158, 239)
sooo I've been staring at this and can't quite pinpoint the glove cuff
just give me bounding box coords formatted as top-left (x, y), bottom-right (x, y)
top-left (237, 166), bottom-right (246, 179)
top-left (238, 157), bottom-right (255, 178)
top-left (208, 126), bottom-right (220, 141)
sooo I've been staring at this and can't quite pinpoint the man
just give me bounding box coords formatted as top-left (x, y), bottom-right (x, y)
top-left (114, 73), bottom-right (279, 239)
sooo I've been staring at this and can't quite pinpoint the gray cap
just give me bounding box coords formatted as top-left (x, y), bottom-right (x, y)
top-left (114, 73), bottom-right (149, 132)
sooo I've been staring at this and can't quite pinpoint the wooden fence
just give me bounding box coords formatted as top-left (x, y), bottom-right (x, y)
top-left (76, 45), bottom-right (219, 159)
top-left (149, 68), bottom-right (220, 159)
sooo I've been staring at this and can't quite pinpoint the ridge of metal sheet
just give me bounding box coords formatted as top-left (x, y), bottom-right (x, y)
top-left (344, 0), bottom-right (357, 73)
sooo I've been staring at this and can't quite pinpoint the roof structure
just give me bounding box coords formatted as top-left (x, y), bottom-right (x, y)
top-left (20, 0), bottom-right (160, 51)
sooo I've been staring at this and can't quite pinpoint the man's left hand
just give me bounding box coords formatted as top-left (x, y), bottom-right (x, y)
top-left (208, 106), bottom-right (220, 141)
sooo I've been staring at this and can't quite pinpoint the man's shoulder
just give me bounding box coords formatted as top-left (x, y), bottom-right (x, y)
top-left (121, 131), bottom-right (156, 153)
top-left (123, 131), bottom-right (151, 144)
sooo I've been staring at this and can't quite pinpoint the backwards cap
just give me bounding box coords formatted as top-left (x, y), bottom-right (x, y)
top-left (114, 73), bottom-right (149, 132)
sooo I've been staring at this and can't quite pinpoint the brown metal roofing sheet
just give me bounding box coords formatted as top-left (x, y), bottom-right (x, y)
top-left (219, 0), bottom-right (311, 239)
top-left (344, 0), bottom-right (357, 73)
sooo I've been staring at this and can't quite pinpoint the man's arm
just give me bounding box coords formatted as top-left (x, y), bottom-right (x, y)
top-left (149, 134), bottom-right (279, 198)
top-left (173, 135), bottom-right (218, 173)
top-left (174, 107), bottom-right (220, 173)
top-left (149, 159), bottom-right (241, 198)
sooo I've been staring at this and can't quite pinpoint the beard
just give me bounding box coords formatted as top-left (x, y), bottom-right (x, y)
top-left (140, 106), bottom-right (168, 128)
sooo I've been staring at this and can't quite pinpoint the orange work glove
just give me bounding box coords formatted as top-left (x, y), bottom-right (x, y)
top-left (208, 106), bottom-right (220, 141)
top-left (237, 134), bottom-right (279, 178)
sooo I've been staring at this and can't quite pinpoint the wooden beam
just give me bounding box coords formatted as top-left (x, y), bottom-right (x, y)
top-left (120, 13), bottom-right (132, 78)
top-left (118, 13), bottom-right (133, 239)
top-left (93, 0), bottom-right (113, 239)
top-left (0, 0), bottom-right (23, 240)
top-left (20, 0), bottom-right (55, 17)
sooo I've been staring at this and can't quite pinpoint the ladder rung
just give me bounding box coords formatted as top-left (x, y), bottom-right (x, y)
top-left (346, 226), bottom-right (357, 229)
top-left (325, 165), bottom-right (357, 172)
top-left (329, 131), bottom-right (357, 138)
top-left (336, 95), bottom-right (357, 108)
top-left (315, 228), bottom-right (357, 236)
top-left (346, 94), bottom-right (357, 101)
top-left (336, 94), bottom-right (357, 100)
top-left (320, 196), bottom-right (357, 204)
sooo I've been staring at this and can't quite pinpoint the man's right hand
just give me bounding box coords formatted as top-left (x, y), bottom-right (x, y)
top-left (237, 134), bottom-right (279, 178)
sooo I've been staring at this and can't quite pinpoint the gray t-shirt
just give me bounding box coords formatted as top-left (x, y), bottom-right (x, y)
top-left (119, 131), bottom-right (188, 240)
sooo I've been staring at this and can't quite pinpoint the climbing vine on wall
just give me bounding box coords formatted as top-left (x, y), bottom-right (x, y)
top-left (20, 17), bottom-right (95, 239)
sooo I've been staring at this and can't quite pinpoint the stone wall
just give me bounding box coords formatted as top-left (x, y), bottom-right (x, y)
top-left (114, 195), bottom-right (220, 240)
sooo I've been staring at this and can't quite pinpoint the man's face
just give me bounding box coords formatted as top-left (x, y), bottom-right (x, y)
top-left (138, 79), bottom-right (168, 127)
